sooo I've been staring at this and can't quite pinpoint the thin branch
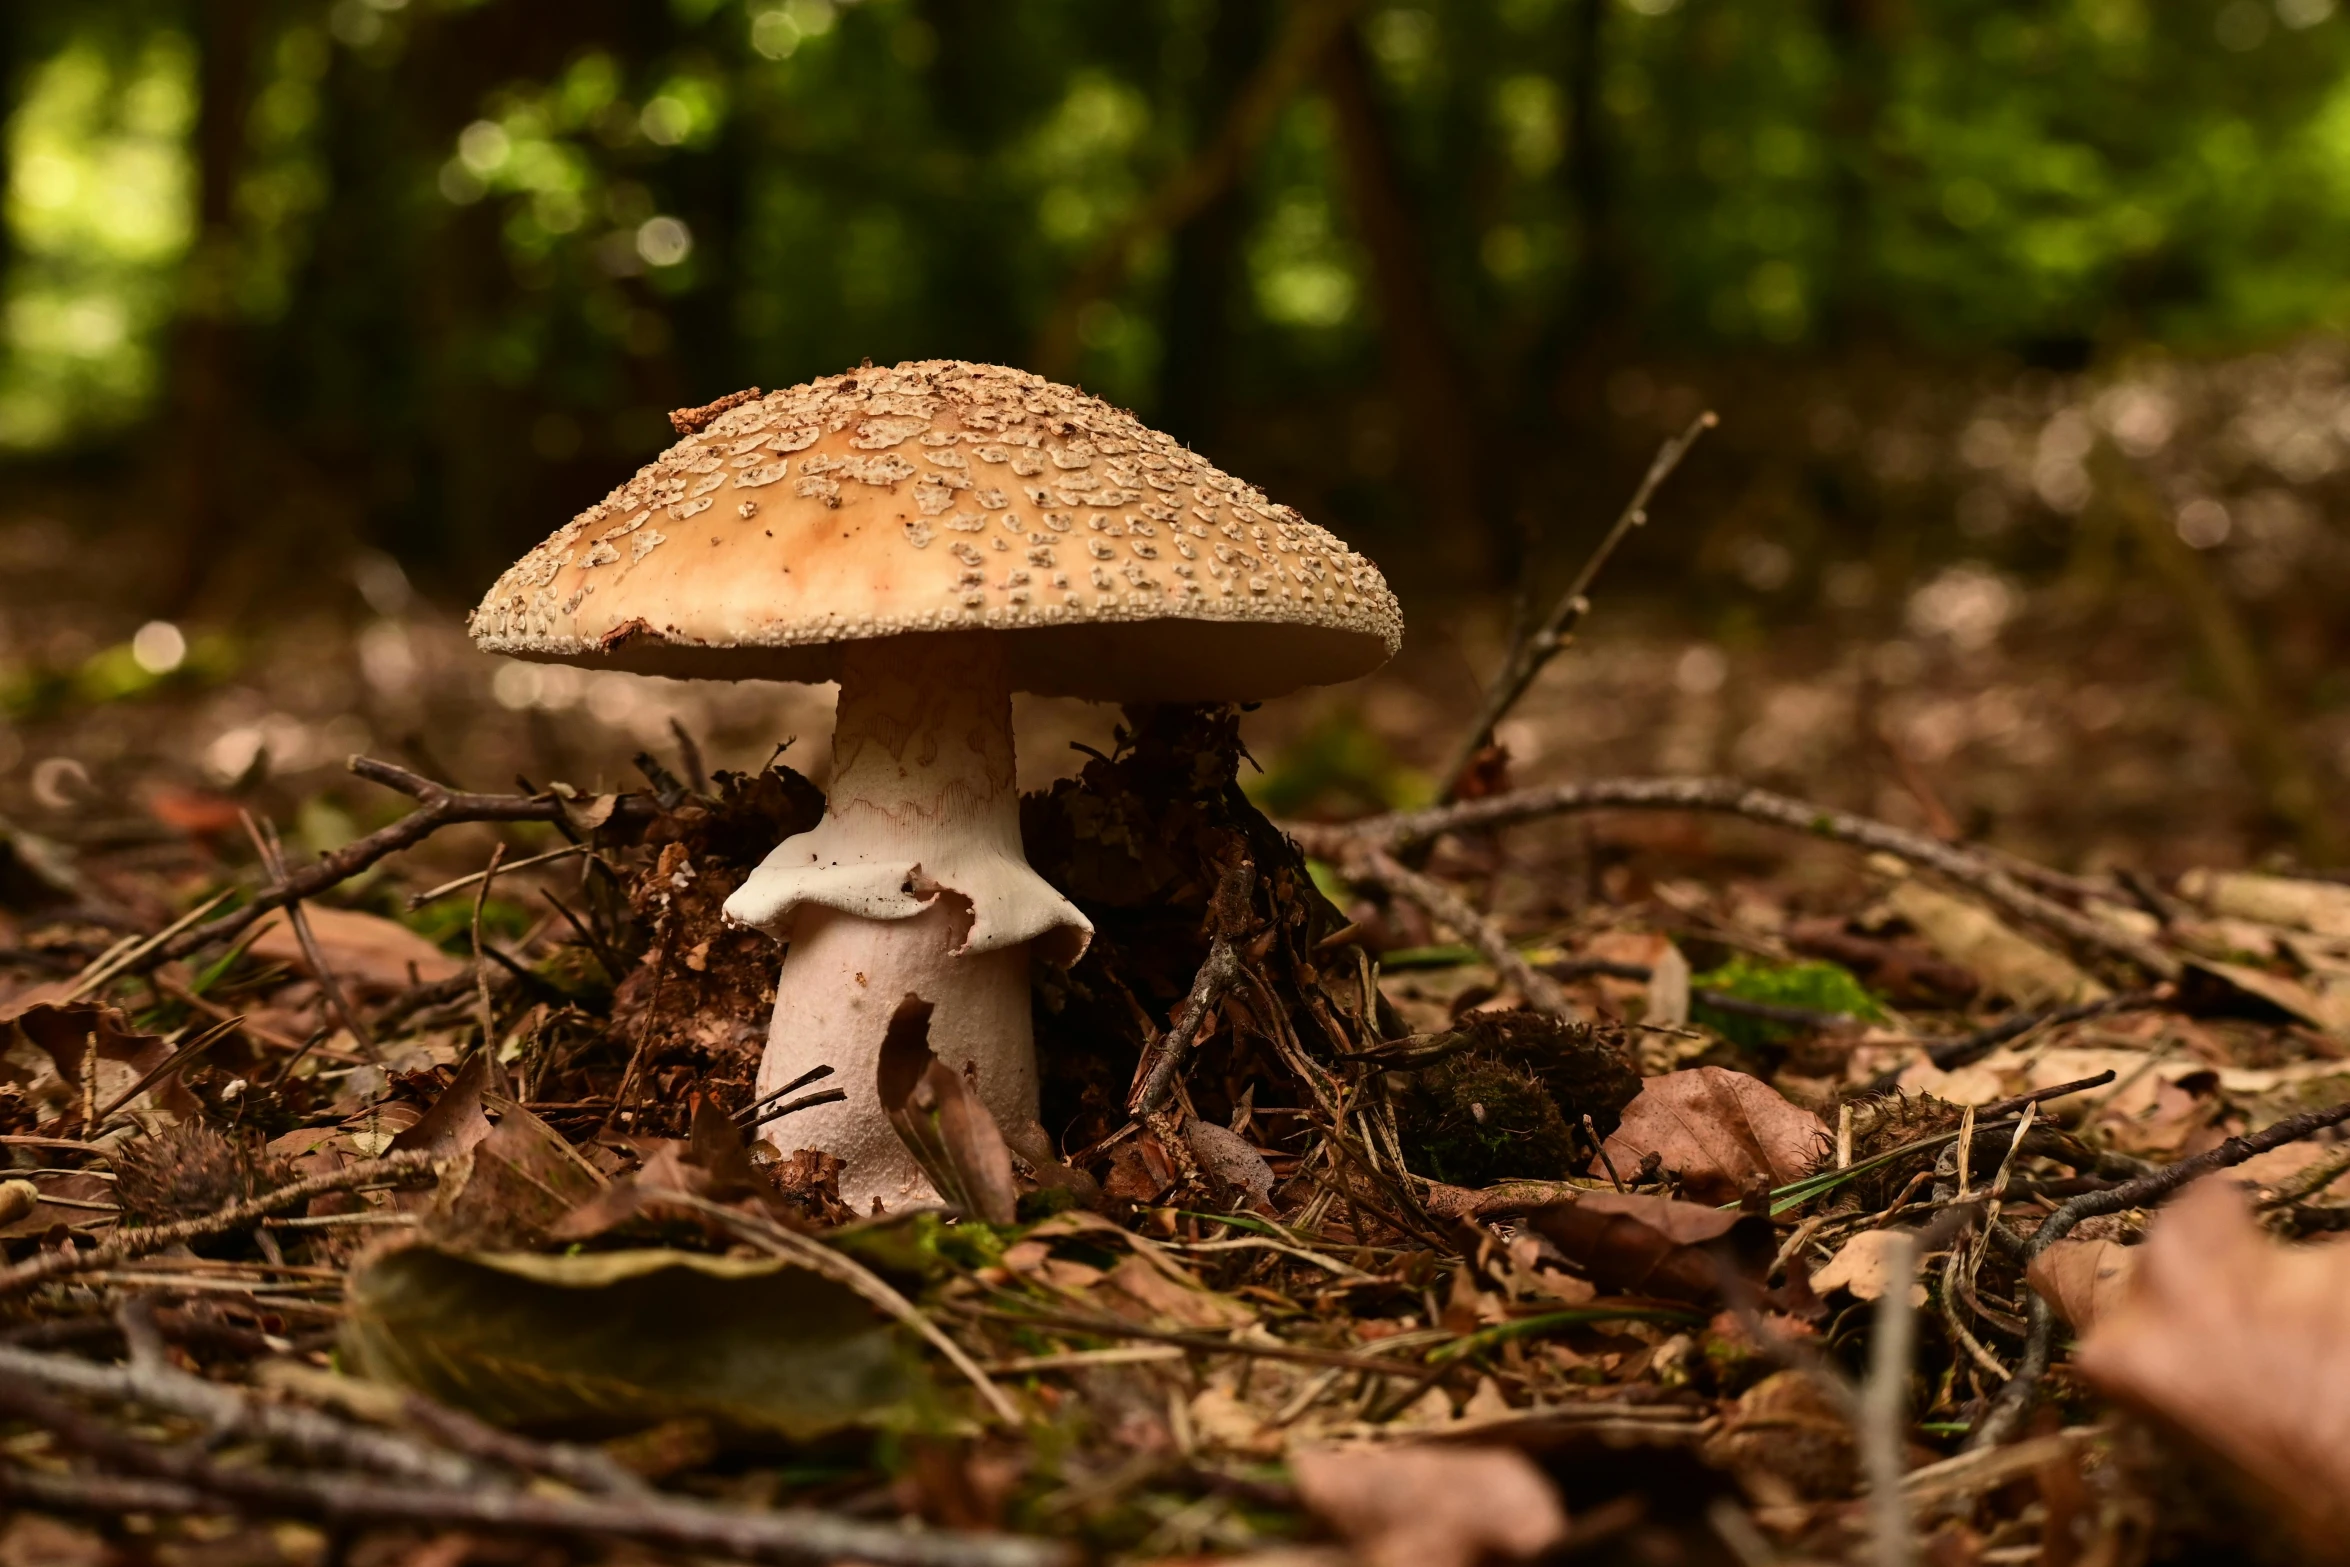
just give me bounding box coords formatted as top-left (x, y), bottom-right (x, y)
top-left (1290, 776), bottom-right (2180, 979)
top-left (1334, 844), bottom-right (1575, 1020)
top-left (1860, 1230), bottom-right (1918, 1567)
top-left (1971, 1095), bottom-right (2350, 1449)
top-left (1439, 411), bottom-right (1717, 798)
top-left (0, 1150), bottom-right (440, 1297)
top-left (1130, 864), bottom-right (1256, 1116)
top-left (242, 812), bottom-right (377, 1061)
top-left (408, 844), bottom-right (589, 908)
top-left (0, 1344), bottom-right (481, 1489)
top-left (126, 759), bottom-right (570, 978)
top-left (470, 842), bottom-right (508, 1050)
top-left (0, 1407), bottom-right (1072, 1567)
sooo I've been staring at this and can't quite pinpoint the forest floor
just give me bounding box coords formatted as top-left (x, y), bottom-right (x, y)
top-left (0, 520), bottom-right (2342, 1567)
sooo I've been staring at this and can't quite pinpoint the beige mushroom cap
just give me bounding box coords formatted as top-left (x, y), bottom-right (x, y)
top-left (468, 360), bottom-right (1403, 702)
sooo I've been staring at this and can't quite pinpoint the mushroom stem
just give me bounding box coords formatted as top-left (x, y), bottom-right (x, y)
top-left (724, 633), bottom-right (1089, 1213)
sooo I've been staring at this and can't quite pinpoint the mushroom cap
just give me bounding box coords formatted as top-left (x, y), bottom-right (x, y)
top-left (468, 361), bottom-right (1403, 702)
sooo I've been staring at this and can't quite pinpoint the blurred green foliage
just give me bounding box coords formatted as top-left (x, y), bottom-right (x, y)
top-left (5, 0), bottom-right (2350, 594)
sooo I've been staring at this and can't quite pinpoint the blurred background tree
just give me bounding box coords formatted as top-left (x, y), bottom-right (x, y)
top-left (2, 0), bottom-right (2349, 861)
top-left (7, 0), bottom-right (2350, 599)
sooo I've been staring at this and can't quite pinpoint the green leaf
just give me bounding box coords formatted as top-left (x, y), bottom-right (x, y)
top-left (343, 1244), bottom-right (923, 1439)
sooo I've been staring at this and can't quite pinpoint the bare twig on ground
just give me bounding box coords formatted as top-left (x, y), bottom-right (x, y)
top-left (1326, 844), bottom-right (1575, 1019)
top-left (124, 759), bottom-right (571, 978)
top-left (241, 812), bottom-right (378, 1061)
top-left (408, 844), bottom-right (589, 908)
top-left (0, 1344), bottom-right (480, 1488)
top-left (1291, 776), bottom-right (2180, 979)
top-left (1860, 1230), bottom-right (1919, 1567)
top-left (470, 842), bottom-right (508, 1049)
top-left (1439, 412), bottom-right (1717, 799)
top-left (1972, 1096), bottom-right (2350, 1449)
top-left (0, 1151), bottom-right (440, 1297)
top-left (0, 1378), bottom-right (1071, 1567)
top-left (1131, 863), bottom-right (1257, 1116)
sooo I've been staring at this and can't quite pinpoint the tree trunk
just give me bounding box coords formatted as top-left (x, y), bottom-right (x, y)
top-left (1156, 0), bottom-right (1273, 449)
top-left (151, 0), bottom-right (261, 613)
top-left (1322, 21), bottom-right (1504, 585)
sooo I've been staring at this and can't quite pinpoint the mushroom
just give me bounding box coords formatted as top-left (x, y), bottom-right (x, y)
top-left (471, 360), bottom-right (1402, 1211)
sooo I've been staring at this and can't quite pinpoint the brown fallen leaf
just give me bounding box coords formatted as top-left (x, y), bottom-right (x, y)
top-left (876, 994), bottom-right (1017, 1225)
top-left (1290, 1444), bottom-right (1567, 1567)
top-left (2025, 1238), bottom-right (2137, 1332)
top-left (1596, 1066), bottom-right (1828, 1204)
top-left (248, 904), bottom-right (466, 992)
top-left (1526, 1191), bottom-right (1774, 1303)
top-left (1183, 1118), bottom-right (1276, 1212)
top-left (1811, 1228), bottom-right (1927, 1306)
top-left (1, 1000), bottom-right (201, 1123)
top-left (2076, 1182), bottom-right (2350, 1550)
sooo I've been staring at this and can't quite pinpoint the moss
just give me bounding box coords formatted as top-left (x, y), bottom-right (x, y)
top-left (1692, 955), bottom-right (1885, 1048)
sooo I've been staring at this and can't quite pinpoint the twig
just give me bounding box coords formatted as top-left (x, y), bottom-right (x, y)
top-left (408, 844), bottom-right (587, 908)
top-left (647, 1190), bottom-right (1022, 1427)
top-left (91, 1016), bottom-right (242, 1123)
top-left (62, 891), bottom-right (235, 1000)
top-left (0, 1150), bottom-right (440, 1297)
top-left (471, 842), bottom-right (508, 1050)
top-left (731, 1063), bottom-right (836, 1126)
top-left (0, 1343), bottom-right (480, 1488)
top-left (1132, 862), bottom-right (1258, 1116)
top-left (124, 758), bottom-right (571, 977)
top-left (1972, 1095), bottom-right (2350, 1449)
top-left (1290, 777), bottom-right (2180, 979)
top-left (1439, 411), bottom-right (1717, 798)
top-left (241, 812), bottom-right (378, 1061)
top-left (0, 1417), bottom-right (1071, 1567)
top-left (1921, 991), bottom-right (2163, 1074)
top-left (1336, 845), bottom-right (1574, 1019)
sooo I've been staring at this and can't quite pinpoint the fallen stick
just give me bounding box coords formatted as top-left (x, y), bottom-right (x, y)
top-left (0, 1344), bottom-right (479, 1489)
top-left (1971, 1095), bottom-right (2350, 1450)
top-left (1131, 862), bottom-right (1259, 1116)
top-left (0, 1382), bottom-right (1072, 1567)
top-left (1438, 411), bottom-right (1716, 799)
top-left (128, 759), bottom-right (578, 978)
top-left (1330, 844), bottom-right (1576, 1020)
top-left (1290, 776), bottom-right (2180, 979)
top-left (0, 1150), bottom-right (440, 1297)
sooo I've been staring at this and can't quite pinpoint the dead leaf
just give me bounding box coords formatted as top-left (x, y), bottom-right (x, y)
top-left (1702, 1369), bottom-right (1858, 1500)
top-left (388, 1051), bottom-right (499, 1162)
top-left (2076, 1182), bottom-right (2350, 1550)
top-left (249, 904), bottom-right (466, 992)
top-left (1290, 1444), bottom-right (1568, 1567)
top-left (1597, 1066), bottom-right (1829, 1204)
top-left (1886, 880), bottom-right (2107, 1009)
top-left (2025, 1238), bottom-right (2137, 1332)
top-left (1527, 1191), bottom-right (1774, 1303)
top-left (0, 1000), bottom-right (200, 1123)
top-left (343, 1244), bottom-right (919, 1439)
top-left (876, 994), bottom-right (1017, 1225)
top-left (424, 1101), bottom-right (606, 1250)
top-left (1811, 1229), bottom-right (1928, 1306)
top-left (2181, 869), bottom-right (2350, 939)
top-left (1094, 1253), bottom-right (1253, 1330)
top-left (1184, 1119), bottom-right (1275, 1211)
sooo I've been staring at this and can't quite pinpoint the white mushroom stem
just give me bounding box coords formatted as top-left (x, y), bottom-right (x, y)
top-left (723, 632), bottom-right (1090, 1213)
